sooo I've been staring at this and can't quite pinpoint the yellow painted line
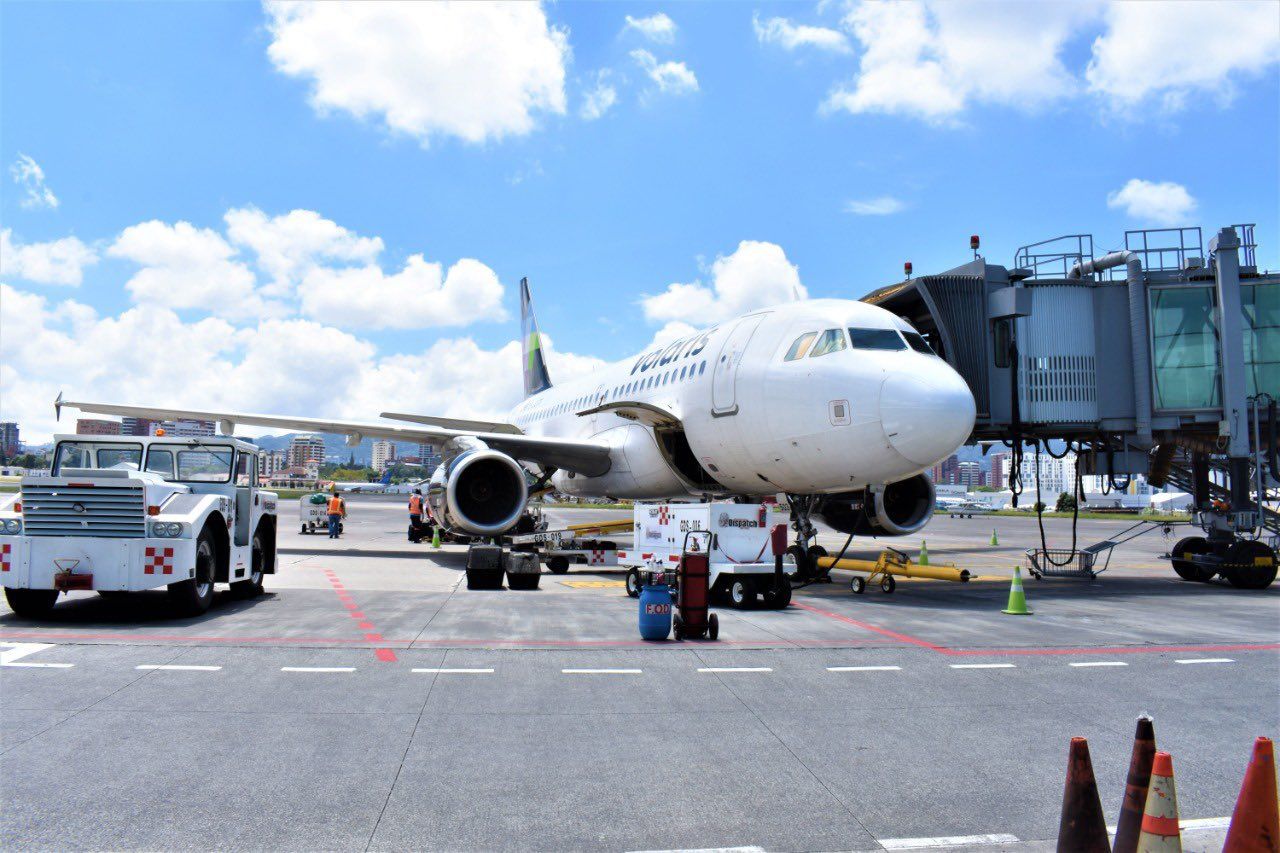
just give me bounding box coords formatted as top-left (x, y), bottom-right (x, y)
top-left (559, 580), bottom-right (627, 588)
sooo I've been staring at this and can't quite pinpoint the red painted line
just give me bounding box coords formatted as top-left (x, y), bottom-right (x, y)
top-left (374, 649), bottom-right (397, 663)
top-left (348, 612), bottom-right (365, 619)
top-left (357, 622), bottom-right (374, 630)
top-left (364, 633), bottom-right (383, 642)
top-left (320, 568), bottom-right (398, 664)
top-left (791, 603), bottom-right (1280, 657)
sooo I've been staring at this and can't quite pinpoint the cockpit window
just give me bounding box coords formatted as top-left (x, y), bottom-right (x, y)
top-left (784, 332), bottom-right (818, 361)
top-left (809, 328), bottom-right (848, 358)
top-left (848, 328), bottom-right (907, 351)
top-left (902, 330), bottom-right (936, 355)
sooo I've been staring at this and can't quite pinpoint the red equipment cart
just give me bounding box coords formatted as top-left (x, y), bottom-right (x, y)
top-left (673, 531), bottom-right (719, 641)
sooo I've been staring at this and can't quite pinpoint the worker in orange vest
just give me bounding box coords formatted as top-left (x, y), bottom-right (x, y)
top-left (326, 493), bottom-right (346, 539)
top-left (408, 489), bottom-right (426, 543)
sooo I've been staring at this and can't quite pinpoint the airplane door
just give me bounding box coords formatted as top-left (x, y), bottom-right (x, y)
top-left (711, 313), bottom-right (767, 416)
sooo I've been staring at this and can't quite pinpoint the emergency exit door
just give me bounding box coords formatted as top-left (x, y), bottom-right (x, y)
top-left (711, 313), bottom-right (767, 416)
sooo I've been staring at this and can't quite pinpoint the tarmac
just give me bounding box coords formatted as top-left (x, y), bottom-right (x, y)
top-left (2, 495), bottom-right (1277, 852)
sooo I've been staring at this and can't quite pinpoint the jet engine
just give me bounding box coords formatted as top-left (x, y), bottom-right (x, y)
top-left (815, 474), bottom-right (935, 537)
top-left (426, 448), bottom-right (529, 537)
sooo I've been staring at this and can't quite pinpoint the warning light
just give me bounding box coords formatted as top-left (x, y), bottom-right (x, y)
top-left (154, 428), bottom-right (166, 436)
top-left (970, 234), bottom-right (980, 251)
top-left (904, 261), bottom-right (913, 278)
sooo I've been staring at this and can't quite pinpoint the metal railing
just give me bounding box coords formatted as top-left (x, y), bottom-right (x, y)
top-left (1013, 234), bottom-right (1094, 280)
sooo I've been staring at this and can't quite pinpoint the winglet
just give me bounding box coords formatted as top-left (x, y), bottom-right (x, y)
top-left (54, 391), bottom-right (64, 422)
top-left (520, 277), bottom-right (553, 397)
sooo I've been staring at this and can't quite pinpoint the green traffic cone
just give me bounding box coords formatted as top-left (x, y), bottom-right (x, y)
top-left (1002, 566), bottom-right (1033, 615)
top-left (990, 528), bottom-right (999, 546)
top-left (918, 539), bottom-right (929, 566)
top-left (431, 526), bottom-right (441, 549)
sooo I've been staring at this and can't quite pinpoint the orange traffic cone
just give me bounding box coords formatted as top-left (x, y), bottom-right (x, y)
top-left (1223, 736), bottom-right (1279, 853)
top-left (1137, 751), bottom-right (1182, 852)
top-left (1057, 737), bottom-right (1110, 852)
top-left (1114, 715), bottom-right (1158, 853)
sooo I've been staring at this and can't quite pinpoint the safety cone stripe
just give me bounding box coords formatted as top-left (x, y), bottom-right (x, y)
top-left (1141, 815), bottom-right (1181, 836)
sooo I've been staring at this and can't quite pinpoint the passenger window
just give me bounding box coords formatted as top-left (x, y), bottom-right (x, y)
top-left (847, 328), bottom-right (907, 351)
top-left (785, 332), bottom-right (818, 361)
top-left (902, 330), bottom-right (936, 355)
top-left (809, 329), bottom-right (848, 358)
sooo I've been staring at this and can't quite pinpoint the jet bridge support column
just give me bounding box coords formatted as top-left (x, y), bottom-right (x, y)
top-left (1211, 227), bottom-right (1254, 521)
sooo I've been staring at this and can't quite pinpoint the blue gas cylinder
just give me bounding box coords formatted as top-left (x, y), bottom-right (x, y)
top-left (638, 583), bottom-right (673, 641)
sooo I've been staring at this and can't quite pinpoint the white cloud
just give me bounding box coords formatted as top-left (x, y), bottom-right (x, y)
top-left (844, 196), bottom-right (906, 216)
top-left (107, 220), bottom-right (268, 320)
top-left (642, 241), bottom-right (806, 325)
top-left (824, 1), bottom-right (1093, 123)
top-left (631, 49), bottom-right (699, 96)
top-left (299, 255), bottom-right (507, 330)
top-left (10, 154), bottom-right (58, 210)
top-left (0, 229), bottom-right (97, 285)
top-left (1086, 1), bottom-right (1280, 109)
top-left (1106, 179), bottom-right (1197, 226)
top-left (263, 0), bottom-right (569, 146)
top-left (224, 207), bottom-right (383, 297)
top-left (581, 71), bottom-right (619, 120)
top-left (754, 14), bottom-right (851, 54)
top-left (624, 12), bottom-right (677, 43)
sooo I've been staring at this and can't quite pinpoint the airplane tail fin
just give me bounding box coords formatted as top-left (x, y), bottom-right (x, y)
top-left (520, 277), bottom-right (552, 397)
top-left (380, 469), bottom-right (392, 486)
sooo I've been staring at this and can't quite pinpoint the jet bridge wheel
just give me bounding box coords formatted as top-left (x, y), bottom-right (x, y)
top-left (1170, 536), bottom-right (1215, 582)
top-left (1223, 540), bottom-right (1278, 590)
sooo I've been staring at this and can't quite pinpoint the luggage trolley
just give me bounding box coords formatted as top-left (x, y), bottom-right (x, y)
top-left (673, 531), bottom-right (719, 641)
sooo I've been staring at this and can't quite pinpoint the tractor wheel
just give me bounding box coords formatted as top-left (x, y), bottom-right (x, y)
top-left (4, 588), bottom-right (59, 618)
top-left (1223, 539), bottom-right (1278, 590)
top-left (232, 531), bottom-right (267, 598)
top-left (1171, 536), bottom-right (1215, 582)
top-left (169, 528), bottom-right (217, 616)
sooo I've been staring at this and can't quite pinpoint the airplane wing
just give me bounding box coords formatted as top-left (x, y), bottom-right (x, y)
top-left (57, 395), bottom-right (612, 477)
top-left (380, 411), bottom-right (522, 434)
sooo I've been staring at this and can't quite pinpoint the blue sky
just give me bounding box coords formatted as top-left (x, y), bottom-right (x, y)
top-left (2, 1), bottom-right (1278, 440)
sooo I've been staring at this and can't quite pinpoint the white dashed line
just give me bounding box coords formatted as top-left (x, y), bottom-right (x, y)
top-left (412, 668), bottom-right (494, 674)
top-left (137, 664), bottom-right (222, 671)
top-left (1175, 658), bottom-right (1234, 665)
top-left (879, 833), bottom-right (1019, 849)
top-left (827, 665), bottom-right (902, 672)
top-left (561, 668), bottom-right (642, 674)
top-left (280, 667), bottom-right (356, 673)
top-left (698, 667), bottom-right (773, 673)
top-left (0, 642), bottom-right (68, 667)
top-left (2, 662), bottom-right (75, 668)
top-left (1069, 661), bottom-right (1128, 668)
top-left (949, 663), bottom-right (1016, 669)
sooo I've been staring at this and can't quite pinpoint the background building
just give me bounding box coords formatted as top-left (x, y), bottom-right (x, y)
top-left (121, 416), bottom-right (157, 436)
top-left (154, 419), bottom-right (215, 437)
top-left (1, 422), bottom-right (22, 458)
top-left (75, 418), bottom-right (122, 435)
top-left (372, 439), bottom-right (396, 471)
top-left (288, 435), bottom-right (326, 469)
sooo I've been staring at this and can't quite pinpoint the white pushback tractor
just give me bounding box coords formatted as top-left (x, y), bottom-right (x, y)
top-left (0, 433), bottom-right (278, 617)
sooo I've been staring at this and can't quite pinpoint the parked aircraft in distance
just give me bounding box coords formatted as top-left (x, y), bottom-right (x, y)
top-left (61, 278), bottom-right (976, 571)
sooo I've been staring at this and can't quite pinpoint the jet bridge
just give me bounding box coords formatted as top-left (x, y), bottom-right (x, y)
top-left (863, 224), bottom-right (1278, 588)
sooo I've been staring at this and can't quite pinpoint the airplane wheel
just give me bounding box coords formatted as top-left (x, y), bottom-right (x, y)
top-left (625, 568), bottom-right (641, 598)
top-left (880, 575), bottom-right (896, 594)
top-left (1171, 536), bottom-right (1214, 582)
top-left (786, 545), bottom-right (811, 579)
top-left (808, 545), bottom-right (829, 578)
top-left (1223, 540), bottom-right (1278, 590)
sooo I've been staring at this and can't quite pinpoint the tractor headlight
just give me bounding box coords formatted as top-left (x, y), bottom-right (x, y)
top-left (150, 521), bottom-right (183, 538)
top-left (1, 518), bottom-right (20, 535)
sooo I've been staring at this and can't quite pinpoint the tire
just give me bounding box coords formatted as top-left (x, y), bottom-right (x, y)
top-left (729, 579), bottom-right (755, 608)
top-left (880, 575), bottom-right (896, 594)
top-left (673, 612), bottom-right (684, 641)
top-left (97, 590), bottom-right (130, 600)
top-left (851, 576), bottom-right (866, 595)
top-left (549, 556), bottom-right (571, 575)
top-left (1223, 540), bottom-right (1278, 590)
top-left (762, 579), bottom-right (792, 609)
top-left (1171, 536), bottom-right (1215, 582)
top-left (707, 612), bottom-right (719, 641)
top-left (625, 568), bottom-right (641, 598)
top-left (169, 528), bottom-right (217, 616)
top-left (808, 545), bottom-right (829, 578)
top-left (786, 544), bottom-right (811, 579)
top-left (4, 588), bottom-right (59, 618)
top-left (232, 531), bottom-right (267, 598)
top-left (300, 524), bottom-right (307, 535)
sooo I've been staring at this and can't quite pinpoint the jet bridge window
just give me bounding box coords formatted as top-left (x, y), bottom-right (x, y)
top-left (809, 329), bottom-right (848, 358)
top-left (784, 332), bottom-right (818, 361)
top-left (848, 328), bottom-right (907, 351)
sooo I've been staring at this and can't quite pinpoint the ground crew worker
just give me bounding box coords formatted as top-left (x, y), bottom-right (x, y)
top-left (408, 489), bottom-right (425, 542)
top-left (327, 493), bottom-right (346, 539)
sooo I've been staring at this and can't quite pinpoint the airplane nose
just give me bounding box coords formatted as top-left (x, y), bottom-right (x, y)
top-left (879, 370), bottom-right (976, 467)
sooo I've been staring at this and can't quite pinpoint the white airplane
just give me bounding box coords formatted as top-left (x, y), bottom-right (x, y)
top-left (59, 279), bottom-right (975, 570)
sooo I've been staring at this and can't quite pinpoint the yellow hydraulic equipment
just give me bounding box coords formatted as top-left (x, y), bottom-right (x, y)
top-left (816, 546), bottom-right (970, 594)
top-left (565, 518), bottom-right (633, 536)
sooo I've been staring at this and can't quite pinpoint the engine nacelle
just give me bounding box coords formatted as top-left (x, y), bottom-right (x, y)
top-left (815, 474), bottom-right (935, 537)
top-left (426, 449), bottom-right (529, 536)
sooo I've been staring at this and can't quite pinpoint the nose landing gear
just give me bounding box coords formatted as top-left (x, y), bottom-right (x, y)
top-left (787, 494), bottom-right (832, 583)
